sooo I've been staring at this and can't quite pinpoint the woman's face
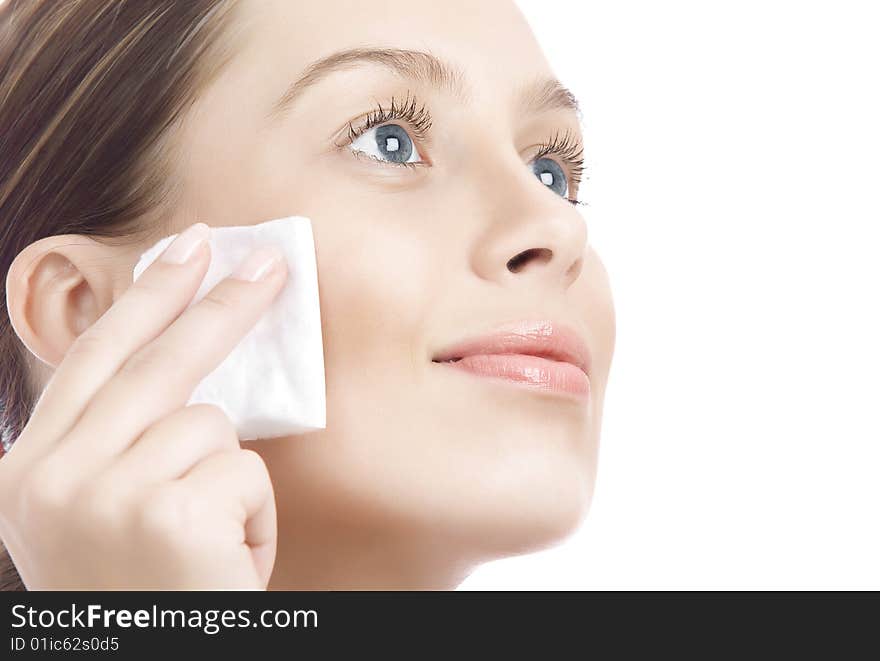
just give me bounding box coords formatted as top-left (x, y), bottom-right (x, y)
top-left (157, 0), bottom-right (615, 585)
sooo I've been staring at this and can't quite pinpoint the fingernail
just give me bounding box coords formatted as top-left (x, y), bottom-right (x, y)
top-left (232, 246), bottom-right (284, 282)
top-left (160, 223), bottom-right (211, 265)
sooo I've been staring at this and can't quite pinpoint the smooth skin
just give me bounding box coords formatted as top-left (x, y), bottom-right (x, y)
top-left (1, 0), bottom-right (615, 589)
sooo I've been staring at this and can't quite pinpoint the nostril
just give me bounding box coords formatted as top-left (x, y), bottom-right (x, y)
top-left (507, 248), bottom-right (552, 273)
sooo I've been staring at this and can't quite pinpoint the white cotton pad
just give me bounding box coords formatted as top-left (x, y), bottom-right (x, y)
top-left (132, 216), bottom-right (326, 440)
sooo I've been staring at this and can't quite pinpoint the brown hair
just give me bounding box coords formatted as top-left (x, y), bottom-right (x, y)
top-left (0, 0), bottom-right (243, 590)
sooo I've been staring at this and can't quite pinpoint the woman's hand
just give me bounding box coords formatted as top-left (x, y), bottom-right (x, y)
top-left (0, 223), bottom-right (287, 589)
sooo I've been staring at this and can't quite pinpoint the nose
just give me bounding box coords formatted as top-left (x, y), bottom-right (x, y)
top-left (470, 165), bottom-right (588, 290)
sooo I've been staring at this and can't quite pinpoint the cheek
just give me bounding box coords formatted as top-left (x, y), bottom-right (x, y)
top-left (580, 247), bottom-right (616, 393)
top-left (312, 214), bottom-right (435, 390)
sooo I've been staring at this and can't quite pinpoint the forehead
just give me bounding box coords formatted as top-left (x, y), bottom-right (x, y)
top-left (228, 0), bottom-right (554, 109)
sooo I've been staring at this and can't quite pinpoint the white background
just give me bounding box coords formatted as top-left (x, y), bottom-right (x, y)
top-left (461, 0), bottom-right (880, 589)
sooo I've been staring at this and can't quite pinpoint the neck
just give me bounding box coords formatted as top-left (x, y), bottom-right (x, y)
top-left (267, 519), bottom-right (475, 590)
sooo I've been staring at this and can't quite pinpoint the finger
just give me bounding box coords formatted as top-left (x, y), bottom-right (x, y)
top-left (58, 247), bottom-right (287, 465)
top-left (181, 449), bottom-right (277, 586)
top-left (105, 404), bottom-right (240, 489)
top-left (20, 223), bottom-right (213, 454)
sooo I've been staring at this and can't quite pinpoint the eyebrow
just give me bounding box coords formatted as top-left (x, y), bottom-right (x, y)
top-left (516, 74), bottom-right (583, 121)
top-left (266, 47), bottom-right (581, 122)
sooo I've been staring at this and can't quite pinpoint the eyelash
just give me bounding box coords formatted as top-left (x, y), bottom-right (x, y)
top-left (343, 93), bottom-right (587, 207)
top-left (345, 93), bottom-right (432, 160)
top-left (533, 128), bottom-right (587, 206)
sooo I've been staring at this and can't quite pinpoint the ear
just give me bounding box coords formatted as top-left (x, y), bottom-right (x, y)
top-left (5, 234), bottom-right (121, 368)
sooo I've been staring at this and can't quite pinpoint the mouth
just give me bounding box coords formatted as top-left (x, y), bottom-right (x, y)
top-left (431, 320), bottom-right (592, 400)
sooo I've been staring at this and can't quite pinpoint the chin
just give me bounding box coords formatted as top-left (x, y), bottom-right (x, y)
top-left (435, 451), bottom-right (597, 561)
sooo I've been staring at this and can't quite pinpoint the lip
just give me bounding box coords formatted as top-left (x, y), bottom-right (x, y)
top-left (431, 320), bottom-right (592, 400)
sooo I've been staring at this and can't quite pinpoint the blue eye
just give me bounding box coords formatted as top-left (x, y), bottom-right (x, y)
top-left (350, 123), bottom-right (422, 164)
top-left (530, 157), bottom-right (568, 197)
